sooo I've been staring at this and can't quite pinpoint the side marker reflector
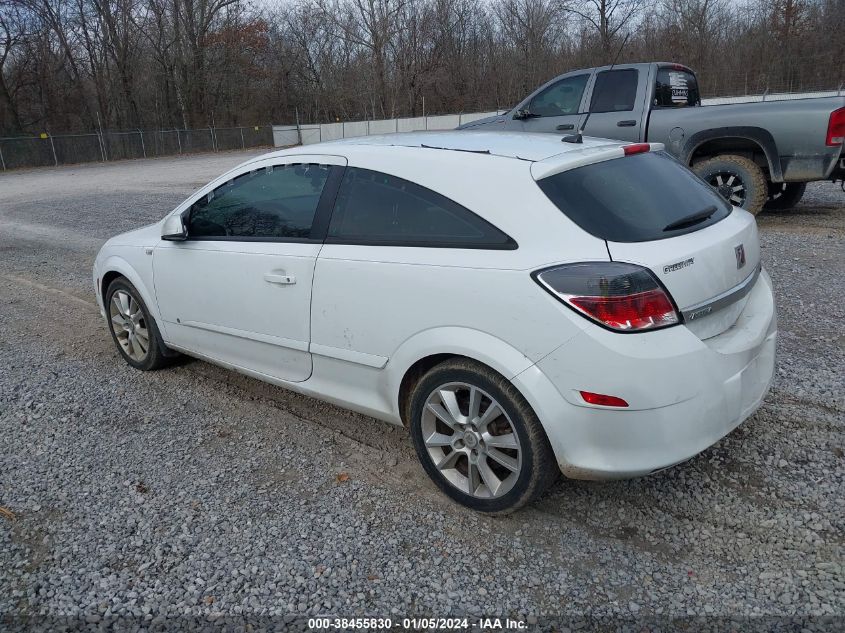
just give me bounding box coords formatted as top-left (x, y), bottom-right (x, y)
top-left (580, 391), bottom-right (629, 407)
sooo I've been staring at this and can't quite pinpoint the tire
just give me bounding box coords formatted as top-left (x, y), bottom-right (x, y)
top-left (692, 154), bottom-right (767, 215)
top-left (408, 358), bottom-right (558, 514)
top-left (105, 278), bottom-right (172, 371)
top-left (764, 181), bottom-right (806, 211)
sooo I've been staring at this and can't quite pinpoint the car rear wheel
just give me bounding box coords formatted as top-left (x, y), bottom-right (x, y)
top-left (106, 278), bottom-right (171, 371)
top-left (409, 358), bottom-right (557, 514)
top-left (693, 154), bottom-right (767, 215)
top-left (764, 181), bottom-right (806, 211)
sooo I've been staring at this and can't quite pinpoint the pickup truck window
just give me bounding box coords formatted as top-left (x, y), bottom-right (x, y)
top-left (537, 151), bottom-right (732, 242)
top-left (589, 69), bottom-right (638, 113)
top-left (529, 74), bottom-right (589, 117)
top-left (654, 68), bottom-right (700, 107)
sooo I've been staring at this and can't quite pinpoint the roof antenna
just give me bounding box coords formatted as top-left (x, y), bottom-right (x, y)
top-left (563, 33), bottom-right (631, 144)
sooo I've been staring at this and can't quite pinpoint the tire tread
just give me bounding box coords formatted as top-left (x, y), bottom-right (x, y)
top-left (693, 154), bottom-right (767, 215)
top-left (105, 277), bottom-right (173, 371)
top-left (409, 358), bottom-right (558, 514)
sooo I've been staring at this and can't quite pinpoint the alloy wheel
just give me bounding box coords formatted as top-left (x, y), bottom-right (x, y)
top-left (109, 290), bottom-right (150, 362)
top-left (421, 382), bottom-right (522, 498)
top-left (708, 171), bottom-right (746, 206)
top-left (767, 181), bottom-right (789, 202)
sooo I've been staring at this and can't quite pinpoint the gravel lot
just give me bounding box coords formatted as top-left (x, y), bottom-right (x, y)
top-left (1, 151), bottom-right (843, 630)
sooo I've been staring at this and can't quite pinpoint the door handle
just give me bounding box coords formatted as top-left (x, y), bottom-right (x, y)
top-left (617, 120), bottom-right (637, 127)
top-left (264, 272), bottom-right (296, 285)
top-left (556, 124), bottom-right (575, 130)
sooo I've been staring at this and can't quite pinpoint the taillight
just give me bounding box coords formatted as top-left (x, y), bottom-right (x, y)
top-left (580, 391), bottom-right (629, 407)
top-left (623, 143), bottom-right (650, 156)
top-left (827, 107), bottom-right (845, 147)
top-left (532, 262), bottom-right (680, 332)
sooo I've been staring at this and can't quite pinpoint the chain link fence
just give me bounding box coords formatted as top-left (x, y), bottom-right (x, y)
top-left (0, 126), bottom-right (274, 171)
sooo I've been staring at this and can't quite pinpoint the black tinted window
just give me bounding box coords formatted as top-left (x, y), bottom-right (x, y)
top-left (328, 168), bottom-right (515, 249)
top-left (654, 68), bottom-right (700, 107)
top-left (530, 74), bottom-right (589, 117)
top-left (188, 163), bottom-right (330, 239)
top-left (537, 151), bottom-right (731, 242)
top-left (590, 69), bottom-right (638, 113)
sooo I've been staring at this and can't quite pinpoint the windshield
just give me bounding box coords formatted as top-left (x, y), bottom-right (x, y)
top-left (537, 151), bottom-right (732, 242)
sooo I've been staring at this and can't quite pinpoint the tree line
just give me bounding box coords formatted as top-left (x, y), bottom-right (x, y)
top-left (0, 0), bottom-right (843, 135)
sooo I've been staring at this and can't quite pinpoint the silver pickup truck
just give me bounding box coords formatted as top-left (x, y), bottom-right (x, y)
top-left (458, 62), bottom-right (845, 214)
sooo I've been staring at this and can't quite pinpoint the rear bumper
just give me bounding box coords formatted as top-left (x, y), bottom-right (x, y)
top-left (516, 269), bottom-right (776, 480)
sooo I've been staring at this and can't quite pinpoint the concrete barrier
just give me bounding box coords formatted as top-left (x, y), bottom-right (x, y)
top-left (273, 110), bottom-right (507, 147)
top-left (370, 119), bottom-right (399, 134)
top-left (397, 117), bottom-right (427, 133)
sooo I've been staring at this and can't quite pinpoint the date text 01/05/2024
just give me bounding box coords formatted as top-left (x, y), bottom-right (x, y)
top-left (307, 617), bottom-right (529, 630)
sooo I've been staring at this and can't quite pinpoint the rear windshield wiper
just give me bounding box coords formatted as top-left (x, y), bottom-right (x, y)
top-left (663, 205), bottom-right (717, 232)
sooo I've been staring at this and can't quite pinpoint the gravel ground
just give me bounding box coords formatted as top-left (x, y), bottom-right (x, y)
top-left (1, 151), bottom-right (843, 631)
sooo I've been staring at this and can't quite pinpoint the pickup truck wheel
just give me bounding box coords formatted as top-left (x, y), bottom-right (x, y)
top-left (693, 155), bottom-right (767, 215)
top-left (764, 182), bottom-right (806, 211)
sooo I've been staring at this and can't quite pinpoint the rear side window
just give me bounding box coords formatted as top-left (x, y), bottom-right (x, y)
top-left (654, 68), bottom-right (700, 107)
top-left (327, 168), bottom-right (516, 249)
top-left (537, 151), bottom-right (731, 243)
top-left (529, 74), bottom-right (589, 117)
top-left (590, 69), bottom-right (638, 113)
top-left (188, 163), bottom-right (329, 239)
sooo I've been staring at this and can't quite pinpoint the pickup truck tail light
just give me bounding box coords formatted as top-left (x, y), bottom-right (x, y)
top-left (532, 262), bottom-right (680, 332)
top-left (827, 107), bottom-right (845, 147)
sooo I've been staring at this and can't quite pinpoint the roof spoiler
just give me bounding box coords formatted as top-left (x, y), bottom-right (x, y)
top-left (531, 142), bottom-right (666, 181)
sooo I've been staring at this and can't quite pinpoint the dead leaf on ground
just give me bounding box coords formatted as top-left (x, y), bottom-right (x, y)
top-left (204, 596), bottom-right (215, 605)
top-left (335, 473), bottom-right (350, 483)
top-left (135, 482), bottom-right (149, 494)
top-left (0, 506), bottom-right (16, 521)
top-left (367, 574), bottom-right (379, 581)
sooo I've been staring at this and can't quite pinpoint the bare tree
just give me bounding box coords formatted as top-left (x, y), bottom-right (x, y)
top-left (496, 0), bottom-right (569, 94)
top-left (0, 1), bottom-right (27, 131)
top-left (567, 0), bottom-right (647, 61)
top-left (0, 0), bottom-right (841, 135)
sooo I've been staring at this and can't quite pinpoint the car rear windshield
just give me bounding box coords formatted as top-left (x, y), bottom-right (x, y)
top-left (537, 151), bottom-right (732, 243)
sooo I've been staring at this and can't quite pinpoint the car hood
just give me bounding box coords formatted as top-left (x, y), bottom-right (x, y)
top-left (105, 220), bottom-right (164, 248)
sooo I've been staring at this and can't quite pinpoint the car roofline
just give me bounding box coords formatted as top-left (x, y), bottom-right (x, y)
top-left (227, 133), bottom-right (654, 178)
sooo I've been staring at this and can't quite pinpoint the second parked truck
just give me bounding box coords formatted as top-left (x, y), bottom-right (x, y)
top-left (459, 62), bottom-right (845, 214)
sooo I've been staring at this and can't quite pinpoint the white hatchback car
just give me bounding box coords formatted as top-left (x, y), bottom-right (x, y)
top-left (93, 131), bottom-right (776, 513)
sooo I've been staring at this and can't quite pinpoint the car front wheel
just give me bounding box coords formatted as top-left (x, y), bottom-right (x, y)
top-left (106, 278), bottom-right (171, 371)
top-left (409, 359), bottom-right (558, 514)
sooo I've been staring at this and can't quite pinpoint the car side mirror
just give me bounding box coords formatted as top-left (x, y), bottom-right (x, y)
top-left (513, 109), bottom-right (529, 120)
top-left (161, 213), bottom-right (187, 241)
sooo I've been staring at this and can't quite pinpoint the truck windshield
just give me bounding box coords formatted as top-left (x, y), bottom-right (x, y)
top-left (654, 67), bottom-right (700, 107)
top-left (536, 151), bottom-right (732, 242)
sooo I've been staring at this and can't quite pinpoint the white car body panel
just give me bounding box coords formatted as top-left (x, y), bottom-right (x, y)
top-left (607, 208), bottom-right (761, 340)
top-left (152, 154), bottom-right (348, 383)
top-left (154, 239), bottom-right (320, 382)
top-left (94, 223), bottom-right (163, 319)
top-left (93, 131), bottom-right (777, 481)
